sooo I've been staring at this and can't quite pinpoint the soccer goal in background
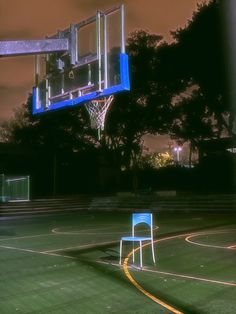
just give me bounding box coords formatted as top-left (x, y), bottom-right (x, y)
top-left (0, 174), bottom-right (30, 202)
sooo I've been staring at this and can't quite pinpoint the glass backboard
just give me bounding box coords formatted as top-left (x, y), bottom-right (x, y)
top-left (33, 5), bottom-right (130, 114)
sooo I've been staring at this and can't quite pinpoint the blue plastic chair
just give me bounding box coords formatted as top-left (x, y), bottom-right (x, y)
top-left (119, 213), bottom-right (156, 268)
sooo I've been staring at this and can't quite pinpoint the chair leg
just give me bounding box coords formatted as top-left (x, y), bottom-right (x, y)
top-left (140, 240), bottom-right (143, 269)
top-left (119, 240), bottom-right (122, 265)
top-left (132, 241), bottom-right (135, 263)
top-left (151, 240), bottom-right (156, 264)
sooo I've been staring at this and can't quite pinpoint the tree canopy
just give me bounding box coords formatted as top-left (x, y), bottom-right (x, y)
top-left (157, 0), bottom-right (233, 140)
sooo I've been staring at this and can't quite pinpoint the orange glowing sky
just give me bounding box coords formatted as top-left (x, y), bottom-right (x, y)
top-left (0, 0), bottom-right (207, 121)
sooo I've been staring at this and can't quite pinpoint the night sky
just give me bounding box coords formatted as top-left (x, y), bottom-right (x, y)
top-left (0, 0), bottom-right (207, 121)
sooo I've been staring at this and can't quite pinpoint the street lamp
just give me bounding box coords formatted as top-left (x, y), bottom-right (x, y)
top-left (174, 146), bottom-right (182, 163)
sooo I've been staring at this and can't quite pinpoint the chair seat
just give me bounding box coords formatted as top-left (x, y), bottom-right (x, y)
top-left (121, 236), bottom-right (151, 241)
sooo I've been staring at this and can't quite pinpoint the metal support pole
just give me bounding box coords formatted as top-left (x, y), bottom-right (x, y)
top-left (88, 64), bottom-right (92, 85)
top-left (46, 54), bottom-right (51, 107)
top-left (35, 55), bottom-right (40, 109)
top-left (97, 11), bottom-right (102, 92)
top-left (70, 24), bottom-right (77, 65)
top-left (103, 14), bottom-right (108, 89)
top-left (121, 4), bottom-right (125, 54)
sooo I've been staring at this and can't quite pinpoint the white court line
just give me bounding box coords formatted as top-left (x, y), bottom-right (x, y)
top-left (43, 240), bottom-right (118, 253)
top-left (0, 233), bottom-right (54, 242)
top-left (52, 227), bottom-right (112, 234)
top-left (185, 229), bottom-right (236, 250)
top-left (0, 239), bottom-right (119, 258)
top-left (186, 236), bottom-right (229, 249)
top-left (0, 244), bottom-right (61, 257)
top-left (52, 230), bottom-right (125, 235)
top-left (51, 225), bottom-right (159, 236)
top-left (98, 259), bottom-right (236, 287)
top-left (143, 268), bottom-right (236, 287)
top-left (0, 245), bottom-right (83, 259)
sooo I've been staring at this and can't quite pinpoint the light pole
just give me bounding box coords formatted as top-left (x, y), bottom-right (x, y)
top-left (174, 146), bottom-right (182, 164)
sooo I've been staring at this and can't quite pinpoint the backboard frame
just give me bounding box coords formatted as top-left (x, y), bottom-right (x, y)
top-left (32, 5), bottom-right (130, 115)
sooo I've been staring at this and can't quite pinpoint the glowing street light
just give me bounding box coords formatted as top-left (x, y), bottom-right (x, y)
top-left (174, 146), bottom-right (182, 163)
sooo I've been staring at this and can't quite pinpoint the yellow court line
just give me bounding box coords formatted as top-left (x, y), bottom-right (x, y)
top-left (123, 234), bottom-right (187, 314)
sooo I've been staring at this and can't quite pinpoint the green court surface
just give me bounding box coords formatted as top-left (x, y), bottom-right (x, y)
top-left (0, 210), bottom-right (236, 313)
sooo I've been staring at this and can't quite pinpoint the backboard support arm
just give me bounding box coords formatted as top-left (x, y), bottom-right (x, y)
top-left (0, 39), bottom-right (69, 57)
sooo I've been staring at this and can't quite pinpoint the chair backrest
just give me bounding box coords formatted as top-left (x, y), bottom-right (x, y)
top-left (132, 213), bottom-right (153, 238)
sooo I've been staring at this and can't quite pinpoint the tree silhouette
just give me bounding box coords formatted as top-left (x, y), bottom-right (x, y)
top-left (158, 0), bottom-right (233, 139)
top-left (3, 94), bottom-right (94, 152)
top-left (105, 30), bottom-right (174, 171)
top-left (171, 90), bottom-right (216, 165)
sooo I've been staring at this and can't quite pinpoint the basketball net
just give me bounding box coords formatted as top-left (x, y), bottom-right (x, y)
top-left (85, 95), bottom-right (114, 139)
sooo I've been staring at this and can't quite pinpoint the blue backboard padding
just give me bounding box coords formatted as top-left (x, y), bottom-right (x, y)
top-left (120, 53), bottom-right (130, 90)
top-left (32, 53), bottom-right (130, 115)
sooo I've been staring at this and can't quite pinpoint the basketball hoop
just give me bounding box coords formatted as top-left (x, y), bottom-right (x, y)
top-left (85, 95), bottom-right (114, 138)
